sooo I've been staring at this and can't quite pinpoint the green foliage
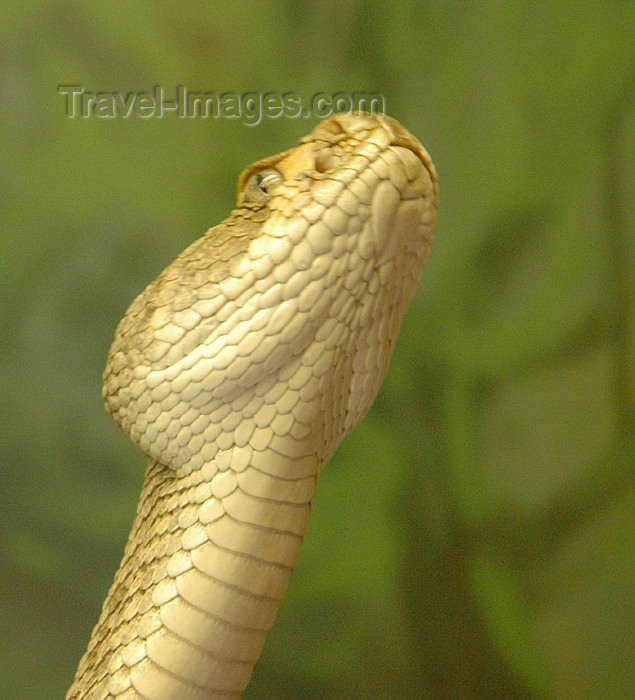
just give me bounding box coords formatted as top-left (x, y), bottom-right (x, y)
top-left (0, 2), bottom-right (632, 698)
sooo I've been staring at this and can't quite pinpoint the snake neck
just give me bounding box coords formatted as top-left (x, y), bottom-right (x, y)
top-left (68, 344), bottom-right (343, 699)
top-left (67, 407), bottom-right (322, 700)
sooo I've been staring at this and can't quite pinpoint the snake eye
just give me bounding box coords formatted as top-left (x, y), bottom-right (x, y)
top-left (243, 168), bottom-right (283, 203)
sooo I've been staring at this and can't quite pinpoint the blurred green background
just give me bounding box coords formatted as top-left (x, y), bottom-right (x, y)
top-left (1, 2), bottom-right (633, 699)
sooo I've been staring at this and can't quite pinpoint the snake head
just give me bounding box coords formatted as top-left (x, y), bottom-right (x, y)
top-left (102, 113), bottom-right (437, 475)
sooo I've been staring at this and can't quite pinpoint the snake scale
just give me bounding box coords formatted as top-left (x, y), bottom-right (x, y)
top-left (66, 112), bottom-right (437, 699)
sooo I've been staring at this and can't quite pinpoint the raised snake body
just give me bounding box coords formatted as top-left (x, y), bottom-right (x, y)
top-left (67, 113), bottom-right (437, 699)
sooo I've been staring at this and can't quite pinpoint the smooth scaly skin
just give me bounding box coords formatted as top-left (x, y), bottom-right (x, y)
top-left (67, 113), bottom-right (437, 700)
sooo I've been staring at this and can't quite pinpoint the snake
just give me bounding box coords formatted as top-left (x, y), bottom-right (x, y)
top-left (66, 112), bottom-right (437, 699)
